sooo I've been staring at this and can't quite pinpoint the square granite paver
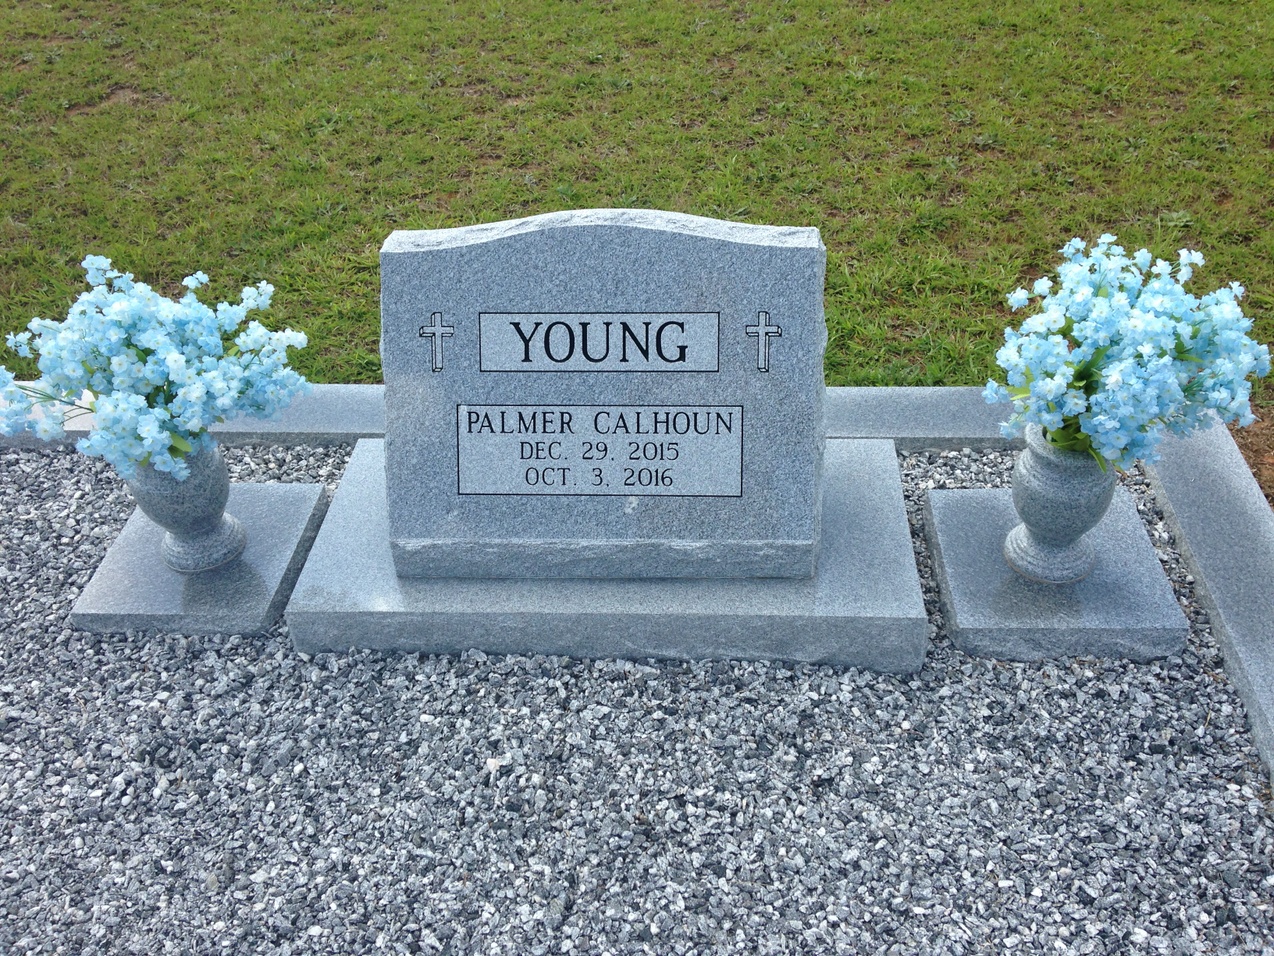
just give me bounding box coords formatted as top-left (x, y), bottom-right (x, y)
top-left (286, 437), bottom-right (928, 671)
top-left (925, 488), bottom-right (1188, 662)
top-left (71, 483), bottom-right (326, 635)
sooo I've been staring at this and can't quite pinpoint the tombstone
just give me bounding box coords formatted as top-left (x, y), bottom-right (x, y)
top-left (380, 210), bottom-right (823, 579)
top-left (286, 210), bottom-right (927, 669)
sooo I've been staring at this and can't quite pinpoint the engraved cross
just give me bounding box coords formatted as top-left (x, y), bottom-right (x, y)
top-left (745, 311), bottom-right (782, 372)
top-left (418, 311), bottom-right (454, 372)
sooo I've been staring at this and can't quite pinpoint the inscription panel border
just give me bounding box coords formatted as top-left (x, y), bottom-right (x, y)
top-left (454, 403), bottom-right (744, 498)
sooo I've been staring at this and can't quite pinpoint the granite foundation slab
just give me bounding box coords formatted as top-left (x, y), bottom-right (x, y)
top-left (286, 437), bottom-right (928, 671)
top-left (925, 488), bottom-right (1188, 662)
top-left (71, 483), bottom-right (326, 635)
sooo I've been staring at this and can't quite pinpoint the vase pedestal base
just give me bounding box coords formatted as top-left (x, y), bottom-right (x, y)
top-left (925, 488), bottom-right (1187, 662)
top-left (70, 483), bottom-right (326, 636)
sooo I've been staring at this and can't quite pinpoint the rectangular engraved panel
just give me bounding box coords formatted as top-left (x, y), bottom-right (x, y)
top-left (457, 404), bottom-right (743, 496)
top-left (478, 313), bottom-right (719, 372)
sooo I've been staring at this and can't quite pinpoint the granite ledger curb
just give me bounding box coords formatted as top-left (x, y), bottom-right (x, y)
top-left (1146, 425), bottom-right (1274, 783)
top-left (5, 384), bottom-right (1271, 777)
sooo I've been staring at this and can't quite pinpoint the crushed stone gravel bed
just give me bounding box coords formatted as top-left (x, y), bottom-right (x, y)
top-left (0, 442), bottom-right (1271, 955)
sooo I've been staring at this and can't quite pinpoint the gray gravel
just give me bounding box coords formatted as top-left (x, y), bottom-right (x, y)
top-left (1, 442), bottom-right (1272, 955)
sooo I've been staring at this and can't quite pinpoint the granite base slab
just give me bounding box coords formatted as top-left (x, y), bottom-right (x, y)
top-left (925, 488), bottom-right (1187, 662)
top-left (286, 438), bottom-right (928, 671)
top-left (71, 483), bottom-right (327, 635)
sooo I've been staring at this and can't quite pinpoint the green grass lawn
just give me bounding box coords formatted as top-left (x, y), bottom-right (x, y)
top-left (2, 0), bottom-right (1271, 408)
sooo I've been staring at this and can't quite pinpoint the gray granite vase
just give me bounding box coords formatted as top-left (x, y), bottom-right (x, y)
top-left (1003, 425), bottom-right (1117, 584)
top-left (125, 440), bottom-right (247, 574)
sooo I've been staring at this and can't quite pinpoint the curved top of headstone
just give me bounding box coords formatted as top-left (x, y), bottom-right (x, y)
top-left (381, 208), bottom-right (823, 253)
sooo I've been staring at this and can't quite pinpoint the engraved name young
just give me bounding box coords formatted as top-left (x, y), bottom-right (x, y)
top-left (380, 209), bottom-right (826, 579)
top-left (478, 312), bottom-right (720, 372)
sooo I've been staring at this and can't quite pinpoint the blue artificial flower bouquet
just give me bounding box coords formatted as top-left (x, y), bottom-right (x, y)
top-left (984, 235), bottom-right (1270, 469)
top-left (0, 256), bottom-right (310, 479)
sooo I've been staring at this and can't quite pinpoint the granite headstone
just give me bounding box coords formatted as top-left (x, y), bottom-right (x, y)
top-left (379, 209), bottom-right (826, 579)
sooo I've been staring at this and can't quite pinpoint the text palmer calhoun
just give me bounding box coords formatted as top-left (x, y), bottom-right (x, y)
top-left (462, 407), bottom-right (737, 436)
